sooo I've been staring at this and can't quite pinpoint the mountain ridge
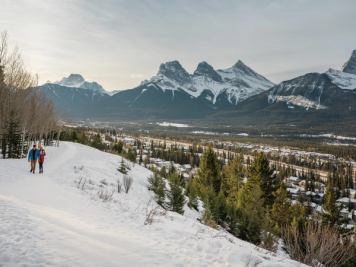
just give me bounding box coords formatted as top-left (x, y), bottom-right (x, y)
top-left (56, 73), bottom-right (108, 94)
top-left (38, 51), bottom-right (356, 133)
top-left (343, 50), bottom-right (356, 75)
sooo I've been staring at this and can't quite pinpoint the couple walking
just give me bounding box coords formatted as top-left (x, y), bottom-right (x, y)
top-left (28, 144), bottom-right (46, 174)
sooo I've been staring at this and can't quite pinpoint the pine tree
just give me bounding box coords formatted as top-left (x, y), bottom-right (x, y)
top-left (322, 176), bottom-right (341, 226)
top-left (211, 191), bottom-right (227, 223)
top-left (221, 156), bottom-right (244, 208)
top-left (186, 179), bottom-right (199, 210)
top-left (147, 173), bottom-right (166, 207)
top-left (237, 175), bottom-right (265, 244)
top-left (118, 158), bottom-right (128, 174)
top-left (249, 152), bottom-right (278, 207)
top-left (1, 63), bottom-right (8, 158)
top-left (195, 146), bottom-right (224, 225)
top-left (197, 146), bottom-right (221, 194)
top-left (139, 149), bottom-right (143, 165)
top-left (167, 173), bottom-right (185, 214)
top-left (126, 148), bottom-right (137, 162)
top-left (270, 184), bottom-right (291, 235)
top-left (5, 110), bottom-right (22, 158)
top-left (113, 141), bottom-right (123, 154)
top-left (1, 134), bottom-right (6, 159)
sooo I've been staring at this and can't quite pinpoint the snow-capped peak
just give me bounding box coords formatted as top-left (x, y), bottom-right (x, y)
top-left (326, 68), bottom-right (356, 90)
top-left (193, 61), bottom-right (222, 82)
top-left (232, 60), bottom-right (262, 77)
top-left (57, 74), bottom-right (85, 87)
top-left (157, 60), bottom-right (191, 85)
top-left (342, 49), bottom-right (356, 75)
top-left (56, 74), bottom-right (107, 94)
top-left (147, 60), bottom-right (274, 105)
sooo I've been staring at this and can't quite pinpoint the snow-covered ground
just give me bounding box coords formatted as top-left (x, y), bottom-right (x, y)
top-left (0, 142), bottom-right (303, 267)
top-left (156, 122), bottom-right (190, 128)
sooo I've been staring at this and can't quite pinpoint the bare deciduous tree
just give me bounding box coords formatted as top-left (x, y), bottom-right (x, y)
top-left (97, 188), bottom-right (114, 201)
top-left (123, 175), bottom-right (133, 193)
top-left (0, 31), bottom-right (59, 158)
top-left (282, 222), bottom-right (354, 267)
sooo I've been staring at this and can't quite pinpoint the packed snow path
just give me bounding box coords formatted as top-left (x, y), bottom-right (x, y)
top-left (0, 142), bottom-right (303, 266)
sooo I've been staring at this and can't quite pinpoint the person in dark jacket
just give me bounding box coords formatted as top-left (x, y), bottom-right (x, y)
top-left (28, 144), bottom-right (40, 174)
top-left (38, 145), bottom-right (46, 174)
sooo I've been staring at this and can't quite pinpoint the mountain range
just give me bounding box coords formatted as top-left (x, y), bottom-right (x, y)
top-left (39, 50), bottom-right (356, 134)
top-left (56, 74), bottom-right (107, 94)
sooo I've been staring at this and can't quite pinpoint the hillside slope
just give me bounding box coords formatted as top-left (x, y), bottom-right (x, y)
top-left (0, 142), bottom-right (303, 266)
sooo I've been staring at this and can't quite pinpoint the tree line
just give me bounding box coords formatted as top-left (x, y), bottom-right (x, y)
top-left (149, 146), bottom-right (355, 267)
top-left (0, 32), bottom-right (58, 158)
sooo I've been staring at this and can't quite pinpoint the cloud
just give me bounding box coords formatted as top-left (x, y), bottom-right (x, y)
top-left (0, 0), bottom-right (355, 91)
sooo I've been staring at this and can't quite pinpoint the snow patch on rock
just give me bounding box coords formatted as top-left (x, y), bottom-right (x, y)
top-left (326, 68), bottom-right (356, 90)
top-left (272, 95), bottom-right (327, 110)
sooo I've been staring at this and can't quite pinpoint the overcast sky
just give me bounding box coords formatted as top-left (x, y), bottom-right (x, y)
top-left (1, 0), bottom-right (355, 91)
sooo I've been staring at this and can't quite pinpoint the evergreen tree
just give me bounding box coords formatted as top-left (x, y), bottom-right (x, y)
top-left (211, 191), bottom-right (227, 223)
top-left (0, 62), bottom-right (5, 159)
top-left (237, 175), bottom-right (265, 244)
top-left (126, 148), bottom-right (137, 162)
top-left (71, 130), bottom-right (78, 142)
top-left (186, 179), bottom-right (199, 210)
top-left (5, 110), bottom-right (22, 158)
top-left (288, 203), bottom-right (306, 234)
top-left (197, 146), bottom-right (221, 194)
top-left (139, 149), bottom-right (143, 165)
top-left (322, 176), bottom-right (341, 226)
top-left (147, 173), bottom-right (166, 207)
top-left (159, 166), bottom-right (167, 178)
top-left (91, 134), bottom-right (105, 150)
top-left (249, 152), bottom-right (278, 207)
top-left (118, 158), bottom-right (128, 174)
top-left (167, 173), bottom-right (185, 214)
top-left (195, 146), bottom-right (225, 224)
top-left (1, 134), bottom-right (6, 159)
top-left (270, 184), bottom-right (291, 235)
top-left (221, 156), bottom-right (244, 208)
top-left (113, 141), bottom-right (123, 154)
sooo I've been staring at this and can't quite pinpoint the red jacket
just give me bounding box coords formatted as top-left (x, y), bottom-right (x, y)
top-left (39, 150), bottom-right (46, 163)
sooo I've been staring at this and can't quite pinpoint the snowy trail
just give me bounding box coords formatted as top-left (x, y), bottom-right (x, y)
top-left (0, 143), bottom-right (174, 266)
top-left (0, 196), bottom-right (171, 267)
top-left (0, 142), bottom-right (303, 267)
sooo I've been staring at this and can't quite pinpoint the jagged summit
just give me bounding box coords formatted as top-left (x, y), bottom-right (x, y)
top-left (193, 61), bottom-right (222, 82)
top-left (56, 73), bottom-right (107, 94)
top-left (233, 60), bottom-right (247, 68)
top-left (342, 50), bottom-right (356, 75)
top-left (150, 60), bottom-right (274, 104)
top-left (157, 60), bottom-right (191, 85)
top-left (233, 60), bottom-right (258, 75)
top-left (58, 74), bottom-right (85, 87)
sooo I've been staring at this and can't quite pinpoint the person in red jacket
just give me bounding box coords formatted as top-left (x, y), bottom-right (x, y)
top-left (38, 145), bottom-right (46, 174)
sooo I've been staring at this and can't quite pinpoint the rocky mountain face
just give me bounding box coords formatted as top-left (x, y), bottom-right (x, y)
top-left (146, 60), bottom-right (274, 106)
top-left (265, 59), bottom-right (356, 111)
top-left (39, 51), bottom-right (356, 133)
top-left (56, 74), bottom-right (108, 94)
top-left (208, 51), bottom-right (356, 133)
top-left (343, 50), bottom-right (356, 75)
top-left (39, 83), bottom-right (110, 118)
